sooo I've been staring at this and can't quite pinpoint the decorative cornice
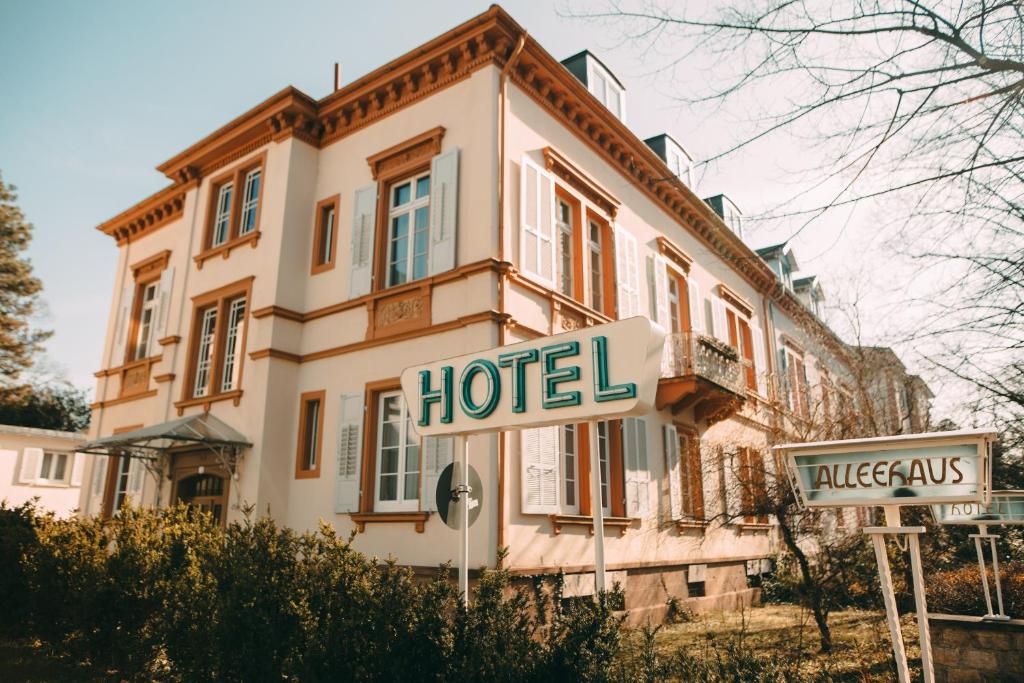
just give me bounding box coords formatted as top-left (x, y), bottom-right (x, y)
top-left (716, 283), bottom-right (754, 318)
top-left (542, 146), bottom-right (620, 218)
top-left (366, 126), bottom-right (445, 180)
top-left (656, 236), bottom-right (693, 273)
top-left (96, 184), bottom-right (186, 245)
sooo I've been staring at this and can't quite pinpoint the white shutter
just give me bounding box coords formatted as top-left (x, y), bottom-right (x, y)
top-left (428, 148), bottom-right (459, 276)
top-left (348, 184), bottom-right (378, 299)
top-left (521, 426), bottom-right (559, 514)
top-left (69, 453), bottom-right (86, 487)
top-left (18, 447), bottom-right (43, 484)
top-left (614, 226), bottom-right (640, 318)
top-left (623, 418), bottom-right (650, 517)
top-left (88, 455), bottom-right (109, 516)
top-left (126, 457), bottom-right (145, 505)
top-left (153, 266), bottom-right (175, 343)
top-left (711, 293), bottom-right (728, 341)
top-left (519, 156), bottom-right (556, 285)
top-left (335, 392), bottom-right (364, 513)
top-left (422, 436), bottom-right (455, 512)
top-left (110, 283), bottom-right (134, 365)
top-left (653, 255), bottom-right (670, 327)
top-left (751, 326), bottom-right (767, 395)
top-left (663, 425), bottom-right (682, 520)
top-left (687, 278), bottom-right (703, 334)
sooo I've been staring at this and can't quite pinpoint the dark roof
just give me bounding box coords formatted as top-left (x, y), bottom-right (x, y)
top-left (79, 413), bottom-right (250, 457)
top-left (793, 275), bottom-right (817, 289)
top-left (560, 50), bottom-right (627, 90)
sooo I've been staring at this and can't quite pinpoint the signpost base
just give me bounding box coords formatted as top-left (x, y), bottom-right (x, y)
top-left (970, 525), bottom-right (1008, 620)
top-left (864, 505), bottom-right (935, 683)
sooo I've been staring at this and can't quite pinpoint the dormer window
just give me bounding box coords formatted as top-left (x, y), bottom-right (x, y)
top-left (561, 51), bottom-right (626, 122)
top-left (667, 149), bottom-right (694, 188)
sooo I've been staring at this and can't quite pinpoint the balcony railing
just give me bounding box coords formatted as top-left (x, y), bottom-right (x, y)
top-left (661, 331), bottom-right (746, 396)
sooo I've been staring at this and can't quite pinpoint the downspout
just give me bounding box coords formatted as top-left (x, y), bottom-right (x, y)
top-left (495, 33), bottom-right (526, 568)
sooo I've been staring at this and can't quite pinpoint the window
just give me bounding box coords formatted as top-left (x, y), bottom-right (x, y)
top-left (239, 168), bottom-right (261, 236)
top-left (725, 309), bottom-right (757, 390)
top-left (203, 156), bottom-right (265, 253)
top-left (561, 424), bottom-right (579, 513)
top-left (112, 455), bottom-right (132, 512)
top-left (588, 64), bottom-right (624, 119)
top-left (596, 421), bottom-right (611, 515)
top-left (556, 198), bottom-right (574, 297)
top-left (386, 172), bottom-right (431, 287)
top-left (295, 391), bottom-right (325, 478)
top-left (587, 219), bottom-right (604, 311)
top-left (676, 431), bottom-right (704, 519)
top-left (784, 349), bottom-right (809, 418)
top-left (311, 195), bottom-right (340, 273)
top-left (132, 281), bottom-right (159, 360)
top-left (374, 391), bottom-right (420, 511)
top-left (737, 448), bottom-right (769, 524)
top-left (38, 451), bottom-right (69, 483)
top-left (183, 279), bottom-right (252, 405)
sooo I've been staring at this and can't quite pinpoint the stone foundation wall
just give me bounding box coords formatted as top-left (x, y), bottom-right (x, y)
top-left (930, 614), bottom-right (1024, 682)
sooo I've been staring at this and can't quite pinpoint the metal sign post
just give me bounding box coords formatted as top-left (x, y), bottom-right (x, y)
top-left (777, 429), bottom-right (997, 683)
top-left (401, 317), bottom-right (665, 607)
top-left (932, 490), bottom-right (1024, 621)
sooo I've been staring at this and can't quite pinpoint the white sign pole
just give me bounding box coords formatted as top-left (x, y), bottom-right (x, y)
top-left (588, 420), bottom-right (606, 593)
top-left (869, 505), bottom-right (911, 683)
top-left (906, 531), bottom-right (935, 683)
top-left (459, 434), bottom-right (470, 607)
top-left (968, 525), bottom-right (1009, 620)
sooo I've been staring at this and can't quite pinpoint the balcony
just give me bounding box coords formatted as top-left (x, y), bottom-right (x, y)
top-left (656, 331), bottom-right (746, 423)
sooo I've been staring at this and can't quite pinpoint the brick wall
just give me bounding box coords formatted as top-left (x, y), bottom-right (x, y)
top-left (930, 614), bottom-right (1024, 682)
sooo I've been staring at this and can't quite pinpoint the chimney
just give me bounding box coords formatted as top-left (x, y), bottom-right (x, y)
top-left (334, 63), bottom-right (341, 92)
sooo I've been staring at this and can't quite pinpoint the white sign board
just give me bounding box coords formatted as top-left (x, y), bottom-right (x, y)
top-left (932, 490), bottom-right (1024, 525)
top-left (776, 429), bottom-right (996, 508)
top-left (401, 316), bottom-right (665, 436)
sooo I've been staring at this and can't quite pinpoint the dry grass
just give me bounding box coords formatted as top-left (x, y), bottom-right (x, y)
top-left (651, 604), bottom-right (922, 682)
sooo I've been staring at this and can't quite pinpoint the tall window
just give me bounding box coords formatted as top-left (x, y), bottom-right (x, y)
top-left (667, 277), bottom-right (683, 334)
top-left (193, 308), bottom-right (218, 398)
top-left (133, 281), bottom-right (159, 360)
top-left (556, 198), bottom-right (574, 297)
top-left (588, 65), bottom-right (623, 119)
top-left (375, 391), bottom-right (420, 511)
top-left (596, 421), bottom-right (610, 515)
top-left (561, 424), bottom-right (579, 513)
top-left (220, 297), bottom-right (246, 393)
top-left (386, 172), bottom-right (431, 287)
top-left (312, 196), bottom-right (339, 273)
top-left (676, 431), bottom-right (704, 519)
top-left (204, 157), bottom-right (264, 252)
top-left (725, 308), bottom-right (757, 391)
top-left (212, 182), bottom-right (233, 247)
top-left (239, 169), bottom-right (261, 236)
top-left (38, 451), bottom-right (69, 483)
top-left (113, 456), bottom-right (132, 512)
top-left (295, 391), bottom-right (325, 478)
top-left (587, 219), bottom-right (604, 311)
top-left (184, 280), bottom-right (252, 403)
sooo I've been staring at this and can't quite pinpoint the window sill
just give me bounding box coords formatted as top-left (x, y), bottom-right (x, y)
top-left (549, 514), bottom-right (634, 537)
top-left (673, 518), bottom-right (709, 532)
top-left (194, 231), bottom-right (260, 268)
top-left (350, 511), bottom-right (430, 533)
top-left (737, 521), bottom-right (772, 532)
top-left (174, 389), bottom-right (243, 415)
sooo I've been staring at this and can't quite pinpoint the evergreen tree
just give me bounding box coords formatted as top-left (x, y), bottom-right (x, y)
top-left (0, 172), bottom-right (50, 401)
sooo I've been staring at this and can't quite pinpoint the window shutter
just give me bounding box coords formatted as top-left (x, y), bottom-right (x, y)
top-left (521, 426), bottom-right (559, 514)
top-left (335, 392), bottom-right (364, 513)
top-left (422, 436), bottom-right (454, 512)
top-left (687, 278), bottom-right (703, 334)
top-left (519, 156), bottom-right (556, 286)
top-left (428, 148), bottom-right (459, 276)
top-left (614, 226), bottom-right (640, 318)
top-left (111, 283), bottom-right (134, 365)
top-left (663, 425), bottom-right (682, 520)
top-left (711, 294), bottom-right (728, 342)
top-left (648, 255), bottom-right (670, 328)
top-left (126, 457), bottom-right (145, 504)
top-left (751, 326), bottom-right (767, 395)
top-left (623, 417), bottom-right (650, 517)
top-left (348, 184), bottom-right (378, 299)
top-left (153, 266), bottom-right (175, 343)
top-left (18, 447), bottom-right (43, 484)
top-left (87, 455), bottom-right (108, 515)
top-left (777, 349), bottom-right (791, 409)
top-left (69, 453), bottom-right (86, 487)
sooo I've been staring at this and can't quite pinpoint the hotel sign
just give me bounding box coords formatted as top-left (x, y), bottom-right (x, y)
top-left (932, 491), bottom-right (1024, 525)
top-left (401, 317), bottom-right (665, 436)
top-left (777, 430), bottom-right (996, 507)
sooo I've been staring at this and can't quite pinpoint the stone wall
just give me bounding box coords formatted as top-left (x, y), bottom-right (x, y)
top-left (930, 614), bottom-right (1024, 682)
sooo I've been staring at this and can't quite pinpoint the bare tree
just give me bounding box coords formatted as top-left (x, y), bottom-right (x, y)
top-left (573, 1), bottom-right (1024, 447)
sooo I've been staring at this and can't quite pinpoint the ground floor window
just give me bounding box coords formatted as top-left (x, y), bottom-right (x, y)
top-left (374, 390), bottom-right (420, 512)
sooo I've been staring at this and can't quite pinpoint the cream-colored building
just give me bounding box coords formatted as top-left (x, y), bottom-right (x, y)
top-left (1, 424), bottom-right (86, 517)
top-left (78, 6), bottom-right (929, 618)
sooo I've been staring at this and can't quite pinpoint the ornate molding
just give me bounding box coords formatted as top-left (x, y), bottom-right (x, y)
top-left (97, 185), bottom-right (186, 245)
top-left (366, 126), bottom-right (445, 180)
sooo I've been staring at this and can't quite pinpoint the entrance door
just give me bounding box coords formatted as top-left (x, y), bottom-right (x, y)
top-left (175, 472), bottom-right (228, 525)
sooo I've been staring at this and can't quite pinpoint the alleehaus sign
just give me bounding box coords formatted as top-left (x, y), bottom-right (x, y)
top-left (400, 316), bottom-right (664, 436)
top-left (932, 490), bottom-right (1024, 525)
top-left (777, 429), bottom-right (996, 507)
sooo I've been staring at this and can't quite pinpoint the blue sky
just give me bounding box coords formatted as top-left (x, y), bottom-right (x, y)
top-left (0, 0), bottom-right (885, 395)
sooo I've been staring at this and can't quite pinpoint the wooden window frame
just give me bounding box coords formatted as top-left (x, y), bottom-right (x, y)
top-left (674, 423), bottom-right (705, 522)
top-left (310, 194), bottom-right (341, 275)
top-left (585, 210), bottom-right (617, 319)
top-left (176, 277), bottom-right (253, 414)
top-left (737, 447), bottom-right (769, 525)
top-left (666, 268), bottom-right (691, 335)
top-left (724, 307), bottom-right (757, 391)
top-left (124, 250), bottom-right (171, 365)
top-left (571, 419), bottom-right (626, 519)
top-left (196, 153), bottom-right (266, 267)
top-left (553, 187), bottom-right (584, 301)
top-left (295, 390), bottom-right (326, 479)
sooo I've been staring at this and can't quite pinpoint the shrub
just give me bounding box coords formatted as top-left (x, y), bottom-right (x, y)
top-left (927, 561), bottom-right (1024, 617)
